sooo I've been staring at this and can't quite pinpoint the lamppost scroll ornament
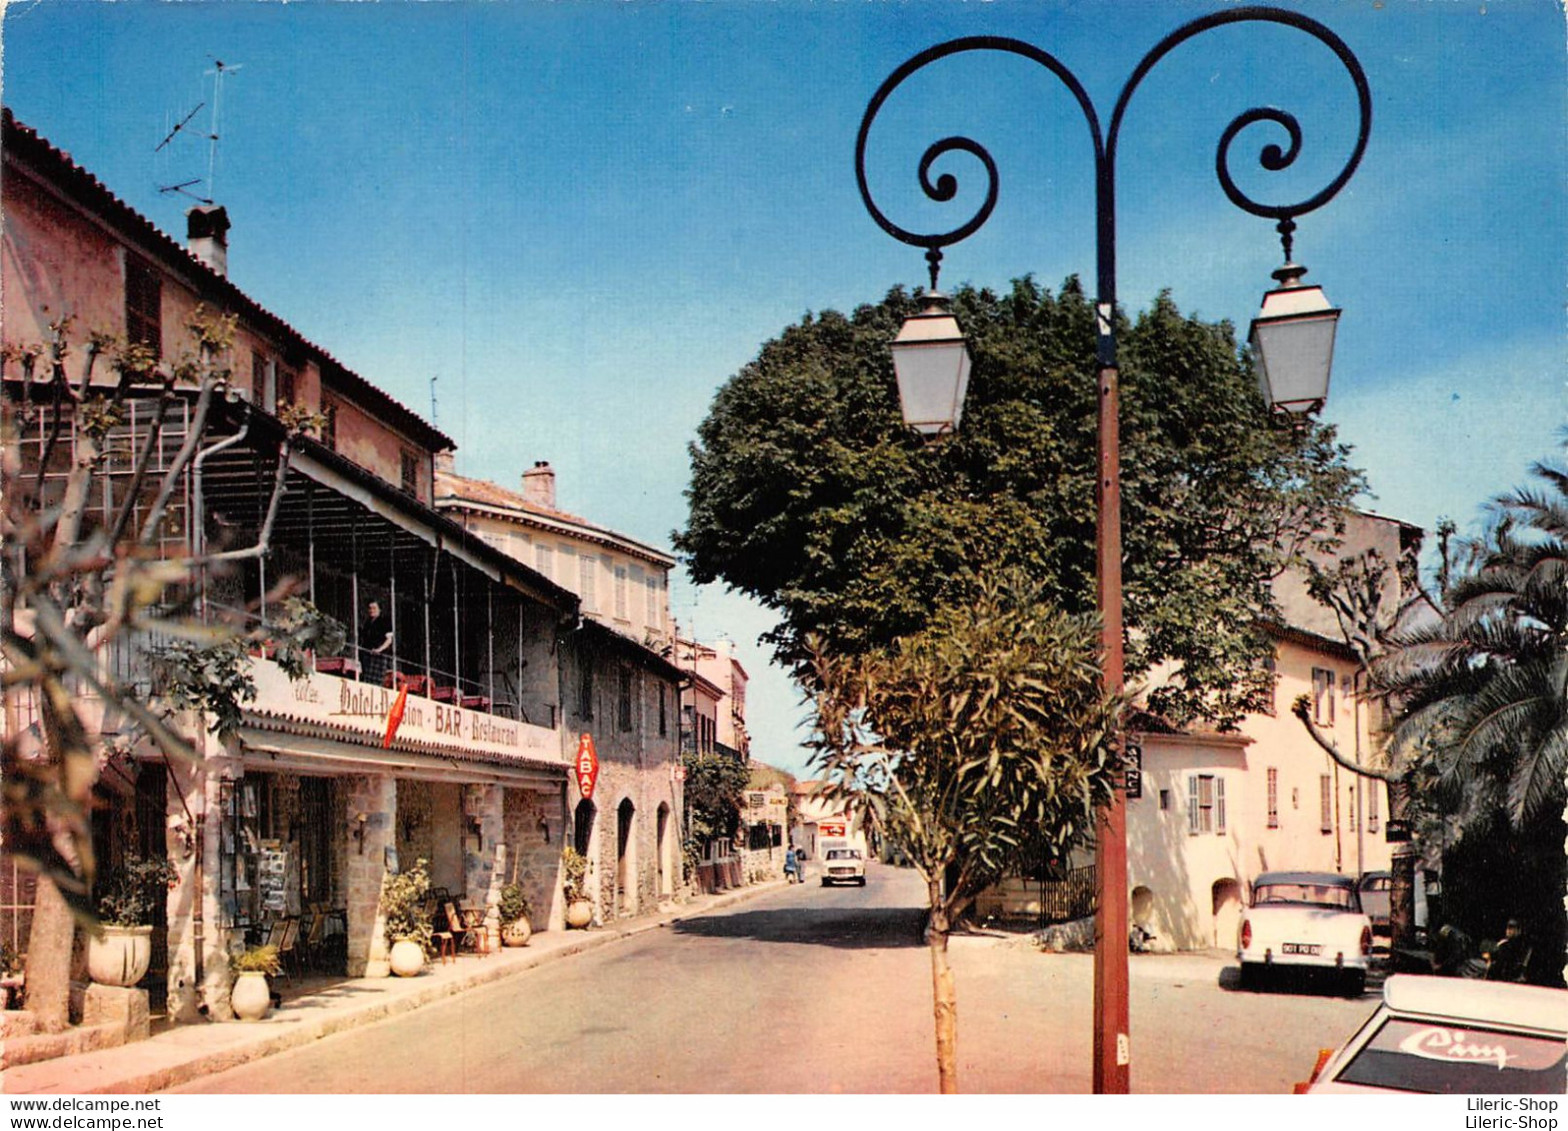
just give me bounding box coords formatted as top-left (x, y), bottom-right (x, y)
top-left (855, 6), bottom-right (1372, 304)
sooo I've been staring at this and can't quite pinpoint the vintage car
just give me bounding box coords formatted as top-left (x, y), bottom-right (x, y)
top-left (820, 847), bottom-right (866, 886)
top-left (1295, 974), bottom-right (1568, 1094)
top-left (1238, 871), bottom-right (1373, 995)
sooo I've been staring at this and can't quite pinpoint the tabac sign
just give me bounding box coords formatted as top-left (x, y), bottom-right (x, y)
top-left (575, 734), bottom-right (600, 800)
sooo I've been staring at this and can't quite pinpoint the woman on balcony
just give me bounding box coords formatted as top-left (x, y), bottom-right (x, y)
top-left (360, 600), bottom-right (393, 686)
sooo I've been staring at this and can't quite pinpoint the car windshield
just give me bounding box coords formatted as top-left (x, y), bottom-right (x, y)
top-left (1334, 1016), bottom-right (1567, 1094)
top-left (1360, 875), bottom-right (1391, 892)
top-left (1254, 882), bottom-right (1358, 910)
top-left (826, 850), bottom-right (861, 861)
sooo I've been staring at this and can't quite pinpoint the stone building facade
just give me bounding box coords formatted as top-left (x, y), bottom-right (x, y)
top-left (1, 110), bottom-right (582, 1026)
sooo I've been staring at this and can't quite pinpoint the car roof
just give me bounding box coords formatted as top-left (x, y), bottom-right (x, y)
top-left (1358, 870), bottom-right (1391, 882)
top-left (1382, 975), bottom-right (1568, 1036)
top-left (1254, 871), bottom-right (1357, 888)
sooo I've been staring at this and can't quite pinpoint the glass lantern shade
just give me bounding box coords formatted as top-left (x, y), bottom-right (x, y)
top-left (890, 294), bottom-right (971, 436)
top-left (1249, 275), bottom-right (1340, 414)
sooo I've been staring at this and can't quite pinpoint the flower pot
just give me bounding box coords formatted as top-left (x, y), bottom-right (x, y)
top-left (87, 925), bottom-right (152, 987)
top-left (501, 916), bottom-right (532, 947)
top-left (230, 971), bottom-right (272, 1021)
top-left (565, 899), bottom-right (593, 930)
top-left (389, 937), bottom-right (425, 977)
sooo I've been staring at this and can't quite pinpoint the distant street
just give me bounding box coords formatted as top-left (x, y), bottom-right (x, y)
top-left (172, 864), bottom-right (1374, 1094)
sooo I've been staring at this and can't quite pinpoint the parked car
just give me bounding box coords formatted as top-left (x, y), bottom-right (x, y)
top-left (1358, 869), bottom-right (1431, 948)
top-left (1238, 871), bottom-right (1373, 995)
top-left (821, 847), bottom-right (866, 886)
top-left (1295, 974), bottom-right (1568, 1093)
top-left (1357, 871), bottom-right (1391, 941)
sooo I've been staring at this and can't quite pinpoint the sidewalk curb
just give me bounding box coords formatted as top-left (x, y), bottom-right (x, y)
top-left (2, 880), bottom-right (788, 1095)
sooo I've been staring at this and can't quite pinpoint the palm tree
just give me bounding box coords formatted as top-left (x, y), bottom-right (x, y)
top-left (1372, 460), bottom-right (1567, 980)
top-left (1376, 461), bottom-right (1567, 828)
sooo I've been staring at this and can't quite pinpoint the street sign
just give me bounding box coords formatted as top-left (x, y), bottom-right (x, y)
top-left (575, 733), bottom-right (600, 800)
top-left (1123, 737), bottom-right (1143, 800)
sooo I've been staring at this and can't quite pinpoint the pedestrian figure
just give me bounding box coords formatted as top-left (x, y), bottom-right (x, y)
top-left (360, 600), bottom-right (394, 686)
top-left (1485, 919), bottom-right (1532, 983)
top-left (784, 846), bottom-right (800, 884)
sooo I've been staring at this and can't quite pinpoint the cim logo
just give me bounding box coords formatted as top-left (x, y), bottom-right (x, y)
top-left (1398, 1026), bottom-right (1514, 1070)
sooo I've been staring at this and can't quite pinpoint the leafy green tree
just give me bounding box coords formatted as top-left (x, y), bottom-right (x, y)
top-left (809, 572), bottom-right (1120, 1093)
top-left (679, 279), bottom-right (1364, 729)
top-left (1371, 460), bottom-right (1567, 980)
top-left (680, 749), bottom-right (750, 871)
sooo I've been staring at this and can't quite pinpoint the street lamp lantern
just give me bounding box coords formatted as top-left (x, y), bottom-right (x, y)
top-left (891, 291), bottom-right (972, 436)
top-left (1250, 260), bottom-right (1340, 414)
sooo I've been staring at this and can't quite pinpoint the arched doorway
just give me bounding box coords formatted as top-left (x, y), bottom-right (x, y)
top-left (656, 803), bottom-right (672, 898)
top-left (1212, 878), bottom-right (1243, 949)
top-left (573, 799), bottom-right (596, 857)
top-left (616, 798), bottom-right (637, 915)
top-left (1130, 885), bottom-right (1155, 928)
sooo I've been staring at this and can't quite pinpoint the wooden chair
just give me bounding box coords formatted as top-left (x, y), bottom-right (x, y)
top-left (430, 909), bottom-right (456, 965)
top-left (301, 909), bottom-right (327, 972)
top-left (276, 916), bottom-right (301, 981)
top-left (445, 902), bottom-right (483, 955)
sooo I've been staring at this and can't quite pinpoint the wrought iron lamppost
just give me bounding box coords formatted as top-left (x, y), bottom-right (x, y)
top-left (854, 6), bottom-right (1370, 1094)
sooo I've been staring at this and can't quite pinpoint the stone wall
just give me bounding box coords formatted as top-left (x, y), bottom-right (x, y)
top-left (502, 788), bottom-right (563, 932)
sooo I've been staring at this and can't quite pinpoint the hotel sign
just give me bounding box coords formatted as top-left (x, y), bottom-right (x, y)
top-left (247, 658), bottom-right (558, 761)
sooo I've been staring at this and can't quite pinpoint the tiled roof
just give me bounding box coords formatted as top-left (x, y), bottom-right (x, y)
top-left (1, 108), bottom-right (453, 453)
top-left (436, 469), bottom-right (676, 567)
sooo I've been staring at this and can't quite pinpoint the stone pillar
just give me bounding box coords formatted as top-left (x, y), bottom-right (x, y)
top-left (343, 774), bottom-right (397, 978)
top-left (459, 783), bottom-right (496, 905)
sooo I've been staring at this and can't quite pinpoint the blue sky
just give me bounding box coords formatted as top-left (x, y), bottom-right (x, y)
top-left (2, 0), bottom-right (1563, 779)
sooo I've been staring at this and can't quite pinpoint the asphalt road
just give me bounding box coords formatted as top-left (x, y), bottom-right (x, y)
top-left (170, 863), bottom-right (1376, 1094)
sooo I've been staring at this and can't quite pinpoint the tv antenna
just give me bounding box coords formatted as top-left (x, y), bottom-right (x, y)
top-left (431, 374), bottom-right (439, 426)
top-left (156, 58), bottom-right (241, 205)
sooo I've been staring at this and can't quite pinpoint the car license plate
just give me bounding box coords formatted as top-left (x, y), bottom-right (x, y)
top-left (1282, 942), bottom-right (1321, 956)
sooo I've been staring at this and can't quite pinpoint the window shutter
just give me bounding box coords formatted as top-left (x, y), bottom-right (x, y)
top-left (1216, 777), bottom-right (1227, 835)
top-left (1187, 776), bottom-right (1200, 836)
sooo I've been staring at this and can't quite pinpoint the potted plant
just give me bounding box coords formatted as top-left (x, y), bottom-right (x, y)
top-left (229, 944), bottom-right (281, 1021)
top-left (498, 883), bottom-right (532, 946)
top-left (561, 847), bottom-right (592, 930)
top-left (379, 857), bottom-right (432, 977)
top-left (88, 854), bottom-right (177, 988)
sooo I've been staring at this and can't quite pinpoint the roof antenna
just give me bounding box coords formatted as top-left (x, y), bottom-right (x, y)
top-left (430, 374), bottom-right (439, 425)
top-left (156, 58), bottom-right (241, 204)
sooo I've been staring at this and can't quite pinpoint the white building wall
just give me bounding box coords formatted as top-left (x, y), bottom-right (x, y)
top-left (1126, 636), bottom-right (1393, 952)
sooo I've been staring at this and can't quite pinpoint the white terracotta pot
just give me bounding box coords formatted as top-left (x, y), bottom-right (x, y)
top-left (230, 971), bottom-right (271, 1021)
top-left (501, 917), bottom-right (532, 947)
top-left (565, 899), bottom-right (593, 930)
top-left (389, 938), bottom-right (425, 977)
top-left (87, 925), bottom-right (152, 987)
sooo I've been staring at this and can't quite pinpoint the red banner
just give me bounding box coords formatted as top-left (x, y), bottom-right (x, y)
top-left (383, 685), bottom-right (409, 749)
top-left (575, 733), bottom-right (600, 800)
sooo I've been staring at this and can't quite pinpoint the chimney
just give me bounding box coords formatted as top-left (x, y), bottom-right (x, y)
top-left (186, 204), bottom-right (231, 277)
top-left (434, 450), bottom-right (456, 475)
top-left (521, 461), bottom-right (556, 509)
